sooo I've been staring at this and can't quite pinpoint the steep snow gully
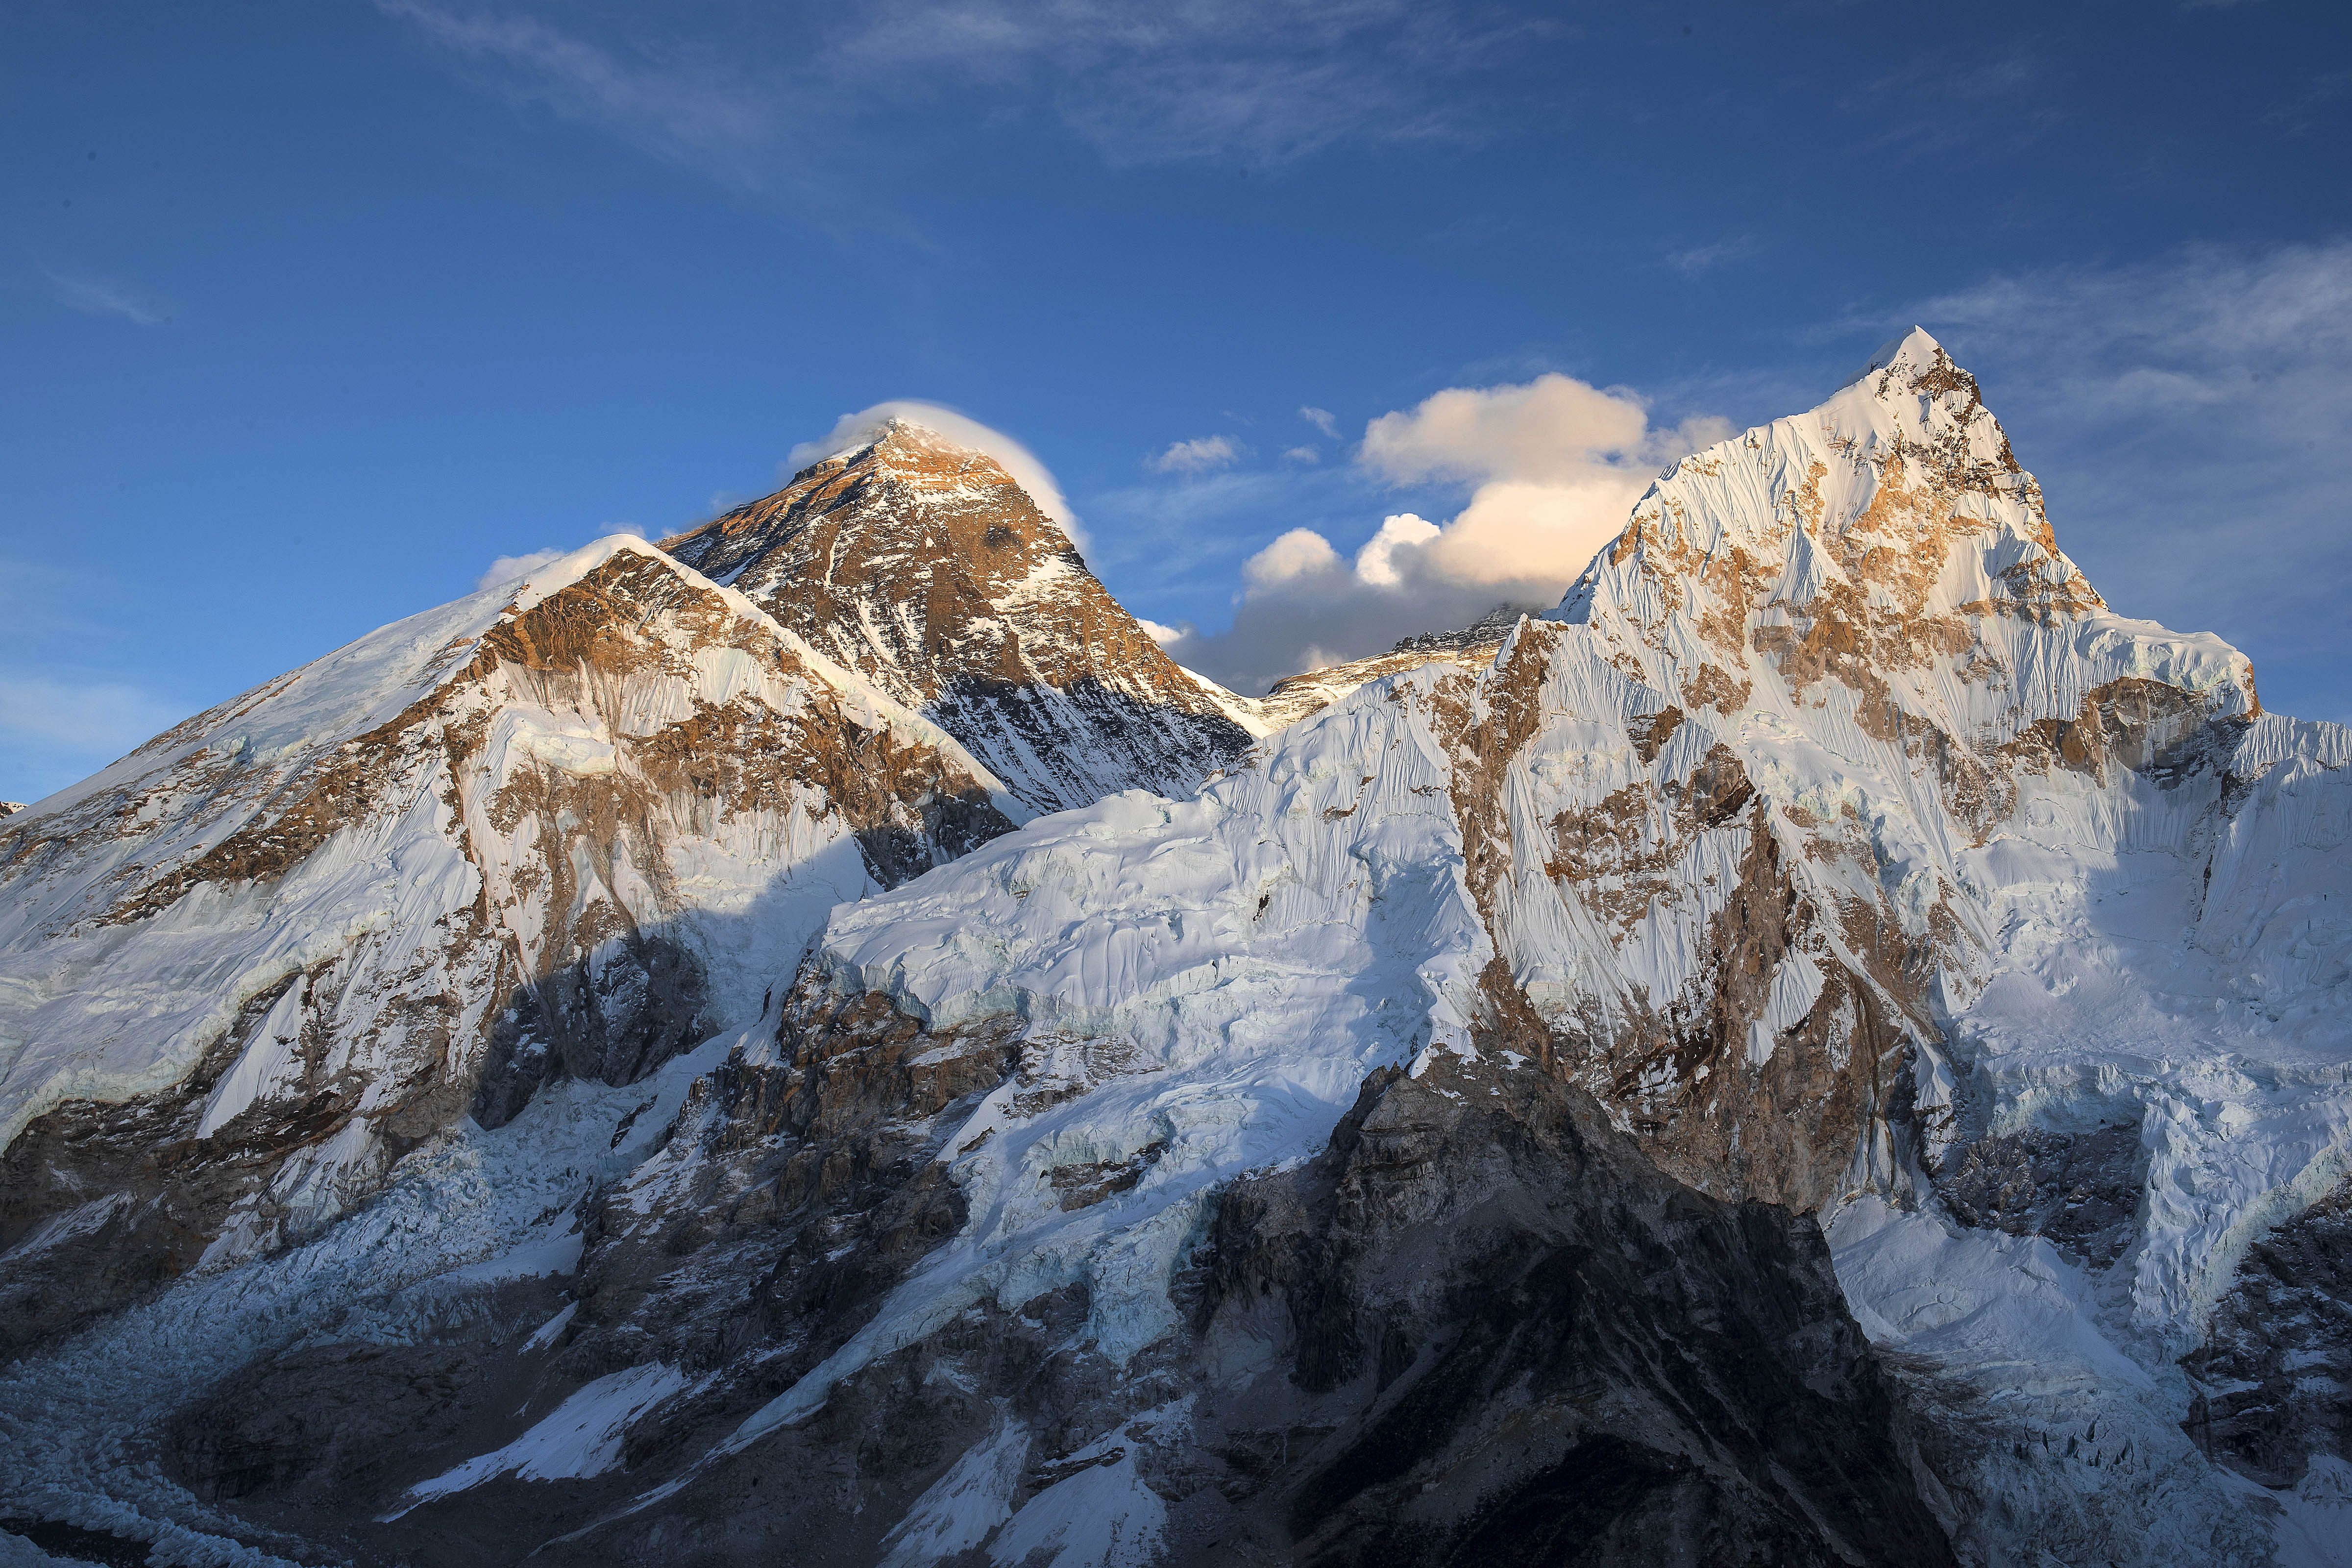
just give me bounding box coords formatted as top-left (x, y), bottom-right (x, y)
top-left (1, 330), bottom-right (2347, 1567)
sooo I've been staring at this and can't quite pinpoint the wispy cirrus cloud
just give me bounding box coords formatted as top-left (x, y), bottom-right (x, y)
top-left (1666, 233), bottom-right (1758, 275)
top-left (375, 0), bottom-right (1537, 193)
top-left (45, 269), bottom-right (168, 325)
top-left (376, 0), bottom-right (785, 188)
top-left (833, 0), bottom-right (1529, 165)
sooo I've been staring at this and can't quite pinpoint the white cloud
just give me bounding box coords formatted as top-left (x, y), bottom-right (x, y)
top-left (1666, 234), bottom-right (1759, 275)
top-left (1150, 435), bottom-right (1241, 474)
top-left (1283, 445), bottom-right (1321, 464)
top-left (1299, 405), bottom-right (1340, 439)
top-left (47, 270), bottom-right (166, 326)
top-left (1136, 617), bottom-right (1189, 646)
top-left (788, 399), bottom-right (1086, 550)
top-left (477, 547), bottom-right (567, 591)
top-left (1354, 372), bottom-right (1731, 587)
top-left (380, 0), bottom-right (1528, 195)
top-left (1243, 527), bottom-right (1344, 588)
top-left (377, 0), bottom-right (782, 189)
top-left (1349, 513), bottom-right (1440, 588)
top-left (1359, 372), bottom-right (1647, 485)
top-left (1159, 371), bottom-right (1729, 695)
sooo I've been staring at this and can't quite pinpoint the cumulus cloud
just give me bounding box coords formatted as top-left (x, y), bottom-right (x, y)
top-left (788, 399), bottom-right (1084, 549)
top-left (1282, 445), bottom-right (1321, 464)
top-left (1150, 435), bottom-right (1241, 474)
top-left (1352, 372), bottom-right (1731, 587)
top-left (1160, 371), bottom-right (1730, 695)
top-left (1136, 617), bottom-right (1190, 646)
top-left (1299, 405), bottom-right (1340, 438)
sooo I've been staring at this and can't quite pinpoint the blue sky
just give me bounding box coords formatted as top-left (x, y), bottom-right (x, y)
top-left (4, 0), bottom-right (2348, 802)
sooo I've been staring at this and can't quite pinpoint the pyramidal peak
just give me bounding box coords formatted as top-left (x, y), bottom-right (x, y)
top-left (786, 416), bottom-right (1022, 492)
top-left (1839, 322), bottom-right (1944, 392)
top-left (1559, 329), bottom-right (2253, 755)
top-left (660, 419), bottom-right (1250, 813)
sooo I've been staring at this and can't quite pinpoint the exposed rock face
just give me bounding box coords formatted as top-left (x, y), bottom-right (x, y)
top-left (1932, 1123), bottom-right (2146, 1268)
top-left (0, 539), bottom-right (1018, 1351)
top-left (6, 332), bottom-right (2351, 1568)
top-left (1188, 1054), bottom-right (1953, 1568)
top-left (2184, 1176), bottom-right (2352, 1490)
top-left (1392, 602), bottom-right (1546, 656)
top-left (151, 985), bottom-right (1950, 1568)
top-left (661, 421), bottom-right (1251, 813)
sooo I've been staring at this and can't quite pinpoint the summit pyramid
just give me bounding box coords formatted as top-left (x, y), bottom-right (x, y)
top-left (662, 420), bottom-right (1252, 814)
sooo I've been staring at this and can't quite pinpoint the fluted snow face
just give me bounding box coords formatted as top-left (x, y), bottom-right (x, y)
top-left (4, 338), bottom-right (2346, 1568)
top-left (749, 333), bottom-right (2350, 1562)
top-left (1563, 326), bottom-right (2252, 746)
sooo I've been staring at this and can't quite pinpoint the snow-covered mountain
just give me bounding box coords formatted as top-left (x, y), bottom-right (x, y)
top-left (0, 538), bottom-right (1022, 1353)
top-left (3, 332), bottom-right (2347, 1568)
top-left (660, 421), bottom-right (1252, 813)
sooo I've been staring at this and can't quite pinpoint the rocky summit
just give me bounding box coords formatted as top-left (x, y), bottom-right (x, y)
top-left (659, 421), bottom-right (1252, 815)
top-left (2, 332), bottom-right (2348, 1568)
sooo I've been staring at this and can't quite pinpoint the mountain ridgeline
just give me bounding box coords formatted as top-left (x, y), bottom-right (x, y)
top-left (2, 334), bottom-right (2348, 1568)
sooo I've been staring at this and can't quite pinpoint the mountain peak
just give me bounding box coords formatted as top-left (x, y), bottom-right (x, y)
top-left (1841, 324), bottom-right (1946, 392)
top-left (1563, 320), bottom-right (2254, 753)
top-left (784, 416), bottom-right (1021, 495)
top-left (660, 420), bottom-right (1248, 812)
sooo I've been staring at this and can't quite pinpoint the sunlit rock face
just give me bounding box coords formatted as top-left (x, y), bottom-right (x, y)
top-left (662, 420), bottom-right (1252, 814)
top-left (0, 539), bottom-right (1018, 1350)
top-left (4, 334), bottom-right (2349, 1568)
